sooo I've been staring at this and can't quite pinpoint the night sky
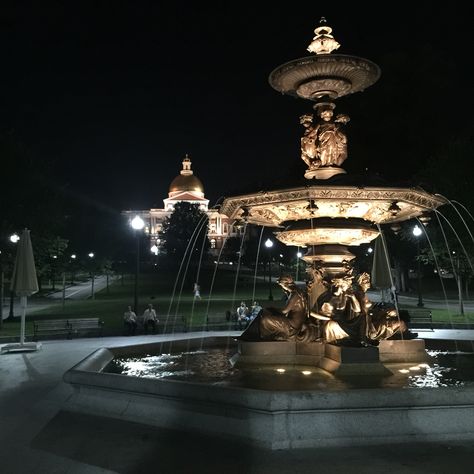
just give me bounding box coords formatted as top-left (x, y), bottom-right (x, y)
top-left (1, 3), bottom-right (472, 215)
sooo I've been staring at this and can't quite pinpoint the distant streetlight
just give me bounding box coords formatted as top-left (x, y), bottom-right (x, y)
top-left (412, 225), bottom-right (424, 307)
top-left (88, 252), bottom-right (95, 299)
top-left (131, 215), bottom-right (145, 231)
top-left (130, 215), bottom-right (145, 313)
top-left (265, 238), bottom-right (274, 301)
top-left (9, 233), bottom-right (20, 243)
top-left (150, 244), bottom-right (158, 255)
top-left (412, 225), bottom-right (422, 237)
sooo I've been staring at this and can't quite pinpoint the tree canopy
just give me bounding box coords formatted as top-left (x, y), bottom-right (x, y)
top-left (159, 202), bottom-right (209, 266)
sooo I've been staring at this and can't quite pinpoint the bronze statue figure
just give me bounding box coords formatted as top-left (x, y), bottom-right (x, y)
top-left (316, 107), bottom-right (349, 167)
top-left (240, 266), bottom-right (408, 347)
top-left (312, 274), bottom-right (366, 344)
top-left (300, 113), bottom-right (319, 169)
top-left (300, 104), bottom-right (350, 172)
top-left (240, 275), bottom-right (320, 342)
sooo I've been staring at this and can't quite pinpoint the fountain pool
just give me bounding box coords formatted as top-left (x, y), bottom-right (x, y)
top-left (104, 344), bottom-right (474, 391)
top-left (63, 335), bottom-right (474, 449)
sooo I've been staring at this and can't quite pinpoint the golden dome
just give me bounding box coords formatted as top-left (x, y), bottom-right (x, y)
top-left (168, 156), bottom-right (204, 194)
top-left (169, 174), bottom-right (204, 193)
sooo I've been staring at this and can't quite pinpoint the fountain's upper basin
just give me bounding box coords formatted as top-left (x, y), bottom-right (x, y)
top-left (268, 54), bottom-right (381, 100)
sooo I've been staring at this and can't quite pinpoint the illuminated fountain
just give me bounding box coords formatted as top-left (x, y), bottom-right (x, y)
top-left (64, 20), bottom-right (474, 449)
top-left (220, 17), bottom-right (446, 372)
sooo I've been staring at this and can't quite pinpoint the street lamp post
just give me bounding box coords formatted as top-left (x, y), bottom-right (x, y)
top-left (88, 252), bottom-right (95, 299)
top-left (265, 238), bottom-right (274, 301)
top-left (131, 215), bottom-right (145, 313)
top-left (70, 254), bottom-right (77, 285)
top-left (296, 248), bottom-right (303, 282)
top-left (8, 233), bottom-right (20, 319)
top-left (51, 254), bottom-right (58, 291)
top-left (453, 251), bottom-right (464, 316)
top-left (413, 225), bottom-right (424, 308)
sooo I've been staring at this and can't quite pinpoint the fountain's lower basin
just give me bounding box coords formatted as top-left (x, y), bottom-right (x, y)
top-left (63, 336), bottom-right (474, 449)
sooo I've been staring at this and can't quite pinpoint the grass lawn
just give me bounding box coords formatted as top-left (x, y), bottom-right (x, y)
top-left (0, 267), bottom-right (285, 337)
top-left (398, 303), bottom-right (474, 323)
top-left (3, 267), bottom-right (473, 338)
top-left (431, 309), bottom-right (474, 323)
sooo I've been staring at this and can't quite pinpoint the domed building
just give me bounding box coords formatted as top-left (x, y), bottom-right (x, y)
top-left (122, 155), bottom-right (242, 254)
top-left (164, 155), bottom-right (208, 212)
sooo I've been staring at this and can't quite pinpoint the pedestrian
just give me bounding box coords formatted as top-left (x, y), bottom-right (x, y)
top-left (193, 282), bottom-right (201, 300)
top-left (123, 305), bottom-right (137, 336)
top-left (142, 303), bottom-right (158, 334)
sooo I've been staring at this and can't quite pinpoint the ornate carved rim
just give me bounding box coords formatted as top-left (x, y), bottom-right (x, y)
top-left (276, 218), bottom-right (379, 246)
top-left (220, 185), bottom-right (448, 227)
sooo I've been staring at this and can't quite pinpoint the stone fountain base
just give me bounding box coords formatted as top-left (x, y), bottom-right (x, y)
top-left (63, 336), bottom-right (474, 449)
top-left (236, 338), bottom-right (429, 374)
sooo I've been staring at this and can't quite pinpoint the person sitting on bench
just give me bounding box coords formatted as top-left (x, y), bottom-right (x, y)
top-left (123, 305), bottom-right (138, 335)
top-left (142, 303), bottom-right (159, 334)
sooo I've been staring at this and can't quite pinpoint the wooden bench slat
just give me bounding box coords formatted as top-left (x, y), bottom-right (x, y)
top-left (407, 309), bottom-right (433, 331)
top-left (33, 318), bottom-right (104, 340)
top-left (68, 318), bottom-right (104, 337)
top-left (33, 319), bottom-right (70, 340)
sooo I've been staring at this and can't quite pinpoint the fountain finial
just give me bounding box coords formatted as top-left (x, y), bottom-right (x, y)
top-left (307, 17), bottom-right (340, 55)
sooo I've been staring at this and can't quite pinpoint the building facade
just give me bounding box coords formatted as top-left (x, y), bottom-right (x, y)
top-left (122, 156), bottom-right (243, 254)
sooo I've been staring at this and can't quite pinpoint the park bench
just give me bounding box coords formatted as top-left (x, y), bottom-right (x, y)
top-left (205, 313), bottom-right (233, 331)
top-left (406, 308), bottom-right (433, 331)
top-left (68, 318), bottom-right (104, 338)
top-left (33, 319), bottom-right (70, 340)
top-left (207, 314), bottom-right (226, 324)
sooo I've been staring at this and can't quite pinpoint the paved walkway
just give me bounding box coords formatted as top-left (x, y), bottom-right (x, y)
top-left (1, 276), bottom-right (116, 320)
top-left (1, 331), bottom-right (474, 473)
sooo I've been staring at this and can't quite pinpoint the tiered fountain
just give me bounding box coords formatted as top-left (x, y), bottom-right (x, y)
top-left (220, 18), bottom-right (446, 373)
top-left (63, 20), bottom-right (474, 449)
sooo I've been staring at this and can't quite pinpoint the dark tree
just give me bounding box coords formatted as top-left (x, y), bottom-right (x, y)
top-left (159, 202), bottom-right (209, 266)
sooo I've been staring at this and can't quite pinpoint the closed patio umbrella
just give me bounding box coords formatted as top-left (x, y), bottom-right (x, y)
top-left (1, 229), bottom-right (41, 353)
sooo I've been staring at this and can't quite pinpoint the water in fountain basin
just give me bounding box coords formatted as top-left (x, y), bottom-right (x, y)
top-left (104, 346), bottom-right (474, 391)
